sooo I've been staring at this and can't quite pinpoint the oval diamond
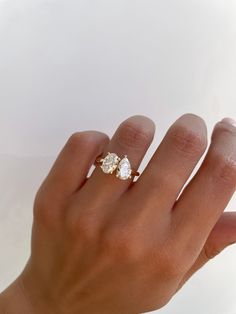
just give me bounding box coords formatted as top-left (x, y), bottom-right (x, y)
top-left (116, 156), bottom-right (132, 180)
top-left (100, 152), bottom-right (120, 174)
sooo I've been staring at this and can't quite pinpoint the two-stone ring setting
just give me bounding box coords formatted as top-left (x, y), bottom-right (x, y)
top-left (95, 152), bottom-right (140, 180)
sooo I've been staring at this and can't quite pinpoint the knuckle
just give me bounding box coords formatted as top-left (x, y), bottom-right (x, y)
top-left (204, 243), bottom-right (221, 260)
top-left (67, 131), bottom-right (97, 154)
top-left (213, 121), bottom-right (236, 139)
top-left (209, 153), bottom-right (236, 189)
top-left (169, 125), bottom-right (207, 157)
top-left (33, 188), bottom-right (45, 221)
top-left (118, 120), bottom-right (153, 150)
top-left (33, 186), bottom-right (58, 228)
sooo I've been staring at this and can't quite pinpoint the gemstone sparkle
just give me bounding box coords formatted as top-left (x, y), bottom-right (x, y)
top-left (116, 156), bottom-right (132, 180)
top-left (100, 152), bottom-right (120, 174)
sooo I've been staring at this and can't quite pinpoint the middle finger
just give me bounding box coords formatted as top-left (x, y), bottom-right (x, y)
top-left (129, 114), bottom-right (208, 214)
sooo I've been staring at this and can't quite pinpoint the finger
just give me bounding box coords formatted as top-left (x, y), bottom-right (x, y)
top-left (172, 118), bottom-right (236, 255)
top-left (177, 212), bottom-right (236, 291)
top-left (36, 131), bottom-right (109, 204)
top-left (78, 115), bottom-right (155, 203)
top-left (129, 114), bottom-right (207, 213)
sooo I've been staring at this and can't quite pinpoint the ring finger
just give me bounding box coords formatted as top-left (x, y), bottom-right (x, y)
top-left (78, 115), bottom-right (156, 204)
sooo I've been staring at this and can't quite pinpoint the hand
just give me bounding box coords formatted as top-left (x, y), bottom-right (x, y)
top-left (1, 114), bottom-right (236, 314)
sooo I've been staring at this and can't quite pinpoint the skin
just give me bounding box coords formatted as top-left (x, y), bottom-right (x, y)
top-left (0, 113), bottom-right (236, 314)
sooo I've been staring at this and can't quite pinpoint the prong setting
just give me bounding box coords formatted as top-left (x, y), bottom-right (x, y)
top-left (100, 152), bottom-right (120, 174)
top-left (97, 152), bottom-right (139, 180)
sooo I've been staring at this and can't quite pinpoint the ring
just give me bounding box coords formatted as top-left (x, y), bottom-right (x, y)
top-left (95, 152), bottom-right (140, 180)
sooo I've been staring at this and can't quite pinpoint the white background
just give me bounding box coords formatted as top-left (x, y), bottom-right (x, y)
top-left (0, 1), bottom-right (236, 313)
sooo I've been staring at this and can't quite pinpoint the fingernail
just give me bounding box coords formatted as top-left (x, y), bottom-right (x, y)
top-left (221, 118), bottom-right (236, 127)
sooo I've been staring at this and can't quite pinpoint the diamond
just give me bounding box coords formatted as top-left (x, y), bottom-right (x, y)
top-left (116, 156), bottom-right (132, 180)
top-left (100, 152), bottom-right (120, 174)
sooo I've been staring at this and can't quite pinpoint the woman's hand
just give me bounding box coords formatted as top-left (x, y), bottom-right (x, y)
top-left (1, 114), bottom-right (236, 314)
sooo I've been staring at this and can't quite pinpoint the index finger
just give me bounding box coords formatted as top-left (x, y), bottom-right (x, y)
top-left (172, 118), bottom-right (236, 255)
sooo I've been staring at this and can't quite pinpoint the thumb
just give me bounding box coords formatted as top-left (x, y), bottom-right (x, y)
top-left (177, 212), bottom-right (236, 291)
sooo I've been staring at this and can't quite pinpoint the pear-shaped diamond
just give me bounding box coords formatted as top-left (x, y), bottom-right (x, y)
top-left (100, 152), bottom-right (120, 174)
top-left (116, 156), bottom-right (132, 180)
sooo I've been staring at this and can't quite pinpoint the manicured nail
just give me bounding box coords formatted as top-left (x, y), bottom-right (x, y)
top-left (221, 118), bottom-right (236, 127)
